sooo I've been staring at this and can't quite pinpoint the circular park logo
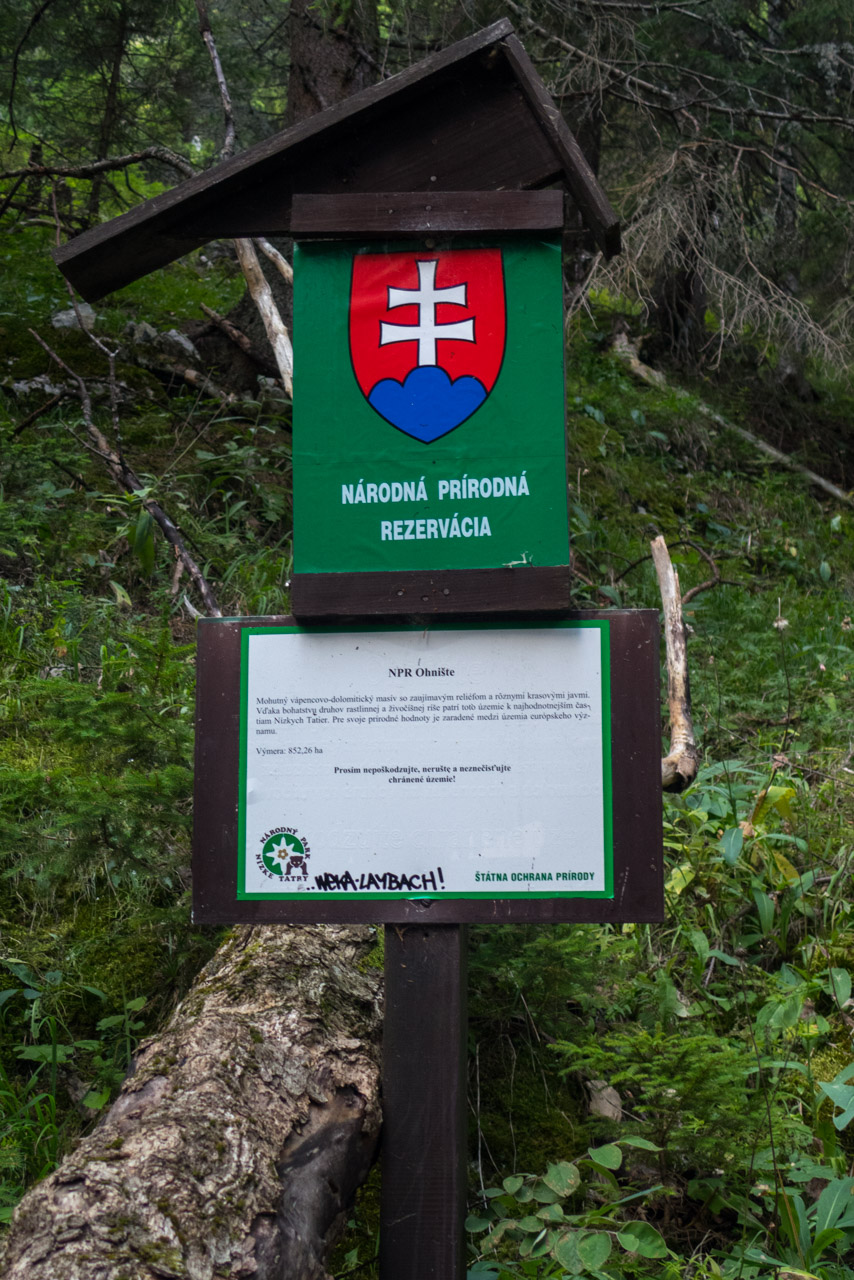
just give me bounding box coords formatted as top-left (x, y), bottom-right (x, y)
top-left (257, 827), bottom-right (311, 882)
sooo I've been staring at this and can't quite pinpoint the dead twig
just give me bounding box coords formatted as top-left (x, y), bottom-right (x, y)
top-left (680, 540), bottom-right (721, 605)
top-left (255, 237), bottom-right (294, 286)
top-left (30, 329), bottom-right (221, 618)
top-left (652, 534), bottom-right (700, 791)
top-left (12, 393), bottom-right (62, 437)
top-left (135, 351), bottom-right (235, 402)
top-left (1, 147), bottom-right (195, 183)
top-left (0, 174), bottom-right (26, 222)
top-left (612, 332), bottom-right (853, 508)
top-left (45, 157), bottom-right (221, 616)
top-left (570, 556), bottom-right (620, 605)
top-left (200, 303), bottom-right (280, 378)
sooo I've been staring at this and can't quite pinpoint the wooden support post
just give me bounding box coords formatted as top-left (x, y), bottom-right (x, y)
top-left (380, 923), bottom-right (468, 1280)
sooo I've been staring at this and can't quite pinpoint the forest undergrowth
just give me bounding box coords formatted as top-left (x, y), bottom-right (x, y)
top-left (1, 222), bottom-right (853, 1280)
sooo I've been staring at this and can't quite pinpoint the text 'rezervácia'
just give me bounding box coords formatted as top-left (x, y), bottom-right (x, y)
top-left (340, 473), bottom-right (531, 542)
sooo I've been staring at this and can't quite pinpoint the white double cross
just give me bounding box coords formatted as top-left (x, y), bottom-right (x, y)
top-left (380, 259), bottom-right (475, 366)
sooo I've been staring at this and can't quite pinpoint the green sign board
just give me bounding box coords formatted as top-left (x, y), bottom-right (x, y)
top-left (292, 237), bottom-right (569, 574)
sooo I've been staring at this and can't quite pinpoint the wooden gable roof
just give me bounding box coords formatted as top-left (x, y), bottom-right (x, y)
top-left (55, 20), bottom-right (619, 301)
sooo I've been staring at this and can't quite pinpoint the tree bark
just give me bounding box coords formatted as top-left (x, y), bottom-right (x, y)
top-left (87, 7), bottom-right (129, 223)
top-left (285, 0), bottom-right (378, 126)
top-left (0, 924), bottom-right (383, 1280)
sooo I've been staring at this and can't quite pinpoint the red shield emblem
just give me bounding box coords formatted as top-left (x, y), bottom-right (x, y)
top-left (349, 248), bottom-right (506, 442)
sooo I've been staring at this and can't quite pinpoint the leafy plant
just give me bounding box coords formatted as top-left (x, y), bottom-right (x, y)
top-left (466, 1140), bottom-right (671, 1278)
top-left (817, 1063), bottom-right (854, 1134)
top-left (555, 1026), bottom-right (808, 1188)
top-left (734, 1170), bottom-right (854, 1280)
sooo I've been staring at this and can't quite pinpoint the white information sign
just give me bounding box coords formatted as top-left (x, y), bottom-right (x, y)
top-left (238, 623), bottom-right (612, 900)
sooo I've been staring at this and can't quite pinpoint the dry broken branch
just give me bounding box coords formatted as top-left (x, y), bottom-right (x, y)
top-left (194, 0), bottom-right (236, 161)
top-left (194, 3), bottom-right (294, 396)
top-left (12, 392), bottom-right (62, 436)
top-left (30, 329), bottom-right (222, 617)
top-left (255, 236), bottom-right (294, 286)
top-left (680, 541), bottom-right (721, 606)
top-left (651, 534), bottom-right (700, 791)
top-left (612, 332), bottom-right (854, 506)
top-left (134, 348), bottom-right (236, 402)
top-left (0, 146), bottom-right (196, 182)
top-left (200, 303), bottom-right (280, 378)
top-left (233, 237), bottom-right (294, 397)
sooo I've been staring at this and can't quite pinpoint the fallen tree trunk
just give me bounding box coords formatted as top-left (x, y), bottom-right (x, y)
top-left (0, 924), bottom-right (383, 1280)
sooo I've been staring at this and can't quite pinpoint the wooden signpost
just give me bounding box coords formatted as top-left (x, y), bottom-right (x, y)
top-left (194, 610), bottom-right (661, 1280)
top-left (204, 175), bottom-right (661, 1278)
top-left (54, 22), bottom-right (663, 1280)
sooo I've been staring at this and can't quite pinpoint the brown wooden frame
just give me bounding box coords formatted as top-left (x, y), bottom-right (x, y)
top-left (192, 610), bottom-right (664, 925)
top-left (290, 567), bottom-right (573, 620)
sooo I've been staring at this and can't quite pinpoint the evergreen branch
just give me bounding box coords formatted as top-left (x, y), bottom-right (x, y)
top-left (511, 1), bottom-right (854, 139)
top-left (6, 0), bottom-right (61, 148)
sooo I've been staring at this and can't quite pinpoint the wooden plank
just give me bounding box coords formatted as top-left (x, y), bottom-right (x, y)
top-left (501, 35), bottom-right (621, 258)
top-left (53, 22), bottom-right (618, 300)
top-left (184, 70), bottom-right (562, 241)
top-left (192, 614), bottom-right (242, 920)
top-left (291, 190), bottom-right (565, 237)
top-left (192, 610), bottom-right (662, 926)
top-left (380, 925), bottom-right (468, 1280)
top-left (289, 567), bottom-right (572, 621)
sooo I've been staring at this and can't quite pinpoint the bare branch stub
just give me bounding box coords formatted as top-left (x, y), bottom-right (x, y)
top-left (200, 303), bottom-right (280, 379)
top-left (651, 534), bottom-right (700, 791)
top-left (233, 237), bottom-right (294, 396)
top-left (255, 236), bottom-right (294, 286)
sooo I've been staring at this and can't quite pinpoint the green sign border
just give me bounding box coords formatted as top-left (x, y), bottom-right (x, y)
top-left (237, 621), bottom-right (613, 901)
top-left (292, 237), bottom-right (570, 575)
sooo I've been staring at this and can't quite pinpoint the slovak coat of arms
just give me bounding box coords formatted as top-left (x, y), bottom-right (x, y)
top-left (349, 248), bottom-right (506, 443)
